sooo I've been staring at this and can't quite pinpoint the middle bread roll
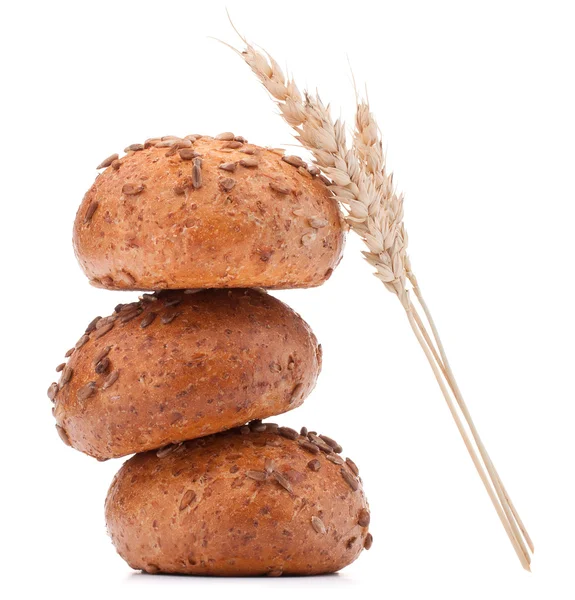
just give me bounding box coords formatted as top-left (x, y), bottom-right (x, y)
top-left (51, 289), bottom-right (321, 460)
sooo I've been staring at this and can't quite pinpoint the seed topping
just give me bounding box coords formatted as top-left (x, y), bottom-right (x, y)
top-left (278, 426), bottom-right (299, 440)
top-left (246, 470), bottom-right (267, 482)
top-left (166, 140), bottom-right (192, 155)
top-left (341, 468), bottom-right (359, 491)
top-left (102, 370), bottom-right (119, 390)
top-left (156, 443), bottom-right (179, 458)
top-left (156, 139), bottom-right (179, 148)
top-left (272, 471), bottom-right (293, 493)
top-left (56, 424), bottom-right (71, 446)
top-left (179, 148), bottom-right (200, 161)
top-left (47, 382), bottom-right (58, 401)
top-left (307, 459), bottom-right (321, 472)
top-left (137, 312), bottom-right (155, 329)
top-left (85, 316), bottom-right (101, 333)
top-left (290, 383), bottom-right (304, 404)
top-left (94, 321), bottom-right (114, 339)
top-left (97, 153), bottom-right (118, 169)
top-left (93, 346), bottom-right (111, 365)
top-left (60, 365), bottom-right (73, 387)
top-left (269, 181), bottom-right (291, 195)
top-left (364, 533), bottom-right (373, 550)
top-left (161, 311), bottom-right (180, 325)
top-left (218, 179), bottom-right (236, 196)
top-left (299, 440), bottom-right (320, 455)
top-left (358, 508), bottom-right (371, 527)
top-left (84, 201), bottom-right (99, 224)
top-left (282, 155), bottom-right (306, 168)
top-left (192, 157), bottom-right (202, 189)
top-left (119, 309), bottom-right (142, 324)
top-left (95, 356), bottom-right (110, 374)
top-left (219, 161), bottom-right (237, 172)
top-left (309, 217), bottom-right (329, 228)
top-left (179, 489), bottom-right (197, 511)
top-left (122, 182), bottom-right (146, 195)
top-left (239, 157), bottom-right (258, 168)
top-left (345, 457), bottom-right (360, 476)
top-left (308, 433), bottom-right (332, 453)
top-left (164, 297), bottom-right (181, 307)
top-left (320, 434), bottom-right (342, 453)
top-left (77, 381), bottom-right (97, 401)
top-left (311, 516), bottom-right (327, 534)
top-left (75, 334), bottom-right (89, 349)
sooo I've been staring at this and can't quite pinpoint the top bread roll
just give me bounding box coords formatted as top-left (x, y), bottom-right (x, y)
top-left (73, 134), bottom-right (345, 291)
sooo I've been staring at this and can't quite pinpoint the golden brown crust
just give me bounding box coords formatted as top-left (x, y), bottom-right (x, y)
top-left (73, 135), bottom-right (345, 290)
top-left (50, 289), bottom-right (321, 460)
top-left (105, 424), bottom-right (371, 576)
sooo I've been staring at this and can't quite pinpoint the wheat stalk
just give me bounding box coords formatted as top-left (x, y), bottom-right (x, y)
top-left (354, 102), bottom-right (534, 561)
top-left (227, 29), bottom-right (533, 570)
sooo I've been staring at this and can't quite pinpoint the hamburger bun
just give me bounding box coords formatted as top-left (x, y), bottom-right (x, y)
top-left (50, 289), bottom-right (321, 460)
top-left (105, 423), bottom-right (372, 576)
top-left (73, 134), bottom-right (345, 291)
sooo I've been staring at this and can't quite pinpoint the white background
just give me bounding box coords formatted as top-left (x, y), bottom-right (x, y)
top-left (1, 1), bottom-right (574, 598)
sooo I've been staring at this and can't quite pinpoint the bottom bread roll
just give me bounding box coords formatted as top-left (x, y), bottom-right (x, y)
top-left (105, 422), bottom-right (372, 576)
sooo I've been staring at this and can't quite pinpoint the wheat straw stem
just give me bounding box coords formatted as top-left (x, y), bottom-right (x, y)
top-left (409, 278), bottom-right (534, 554)
top-left (412, 290), bottom-right (533, 557)
top-left (405, 304), bottom-right (531, 570)
top-left (409, 300), bottom-right (531, 567)
top-left (500, 480), bottom-right (535, 554)
top-left (410, 302), bottom-right (445, 371)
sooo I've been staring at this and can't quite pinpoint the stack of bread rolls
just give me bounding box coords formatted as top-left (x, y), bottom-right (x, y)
top-left (48, 134), bottom-right (373, 576)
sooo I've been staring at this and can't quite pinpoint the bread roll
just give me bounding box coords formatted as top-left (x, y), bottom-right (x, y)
top-left (50, 289), bottom-right (321, 460)
top-left (105, 424), bottom-right (372, 575)
top-left (73, 134), bottom-right (345, 291)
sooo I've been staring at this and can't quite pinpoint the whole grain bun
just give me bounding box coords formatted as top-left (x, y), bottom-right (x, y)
top-left (50, 289), bottom-right (321, 460)
top-left (105, 424), bottom-right (372, 576)
top-left (73, 134), bottom-right (345, 291)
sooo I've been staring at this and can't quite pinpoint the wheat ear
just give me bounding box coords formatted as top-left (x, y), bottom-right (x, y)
top-left (229, 34), bottom-right (532, 569)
